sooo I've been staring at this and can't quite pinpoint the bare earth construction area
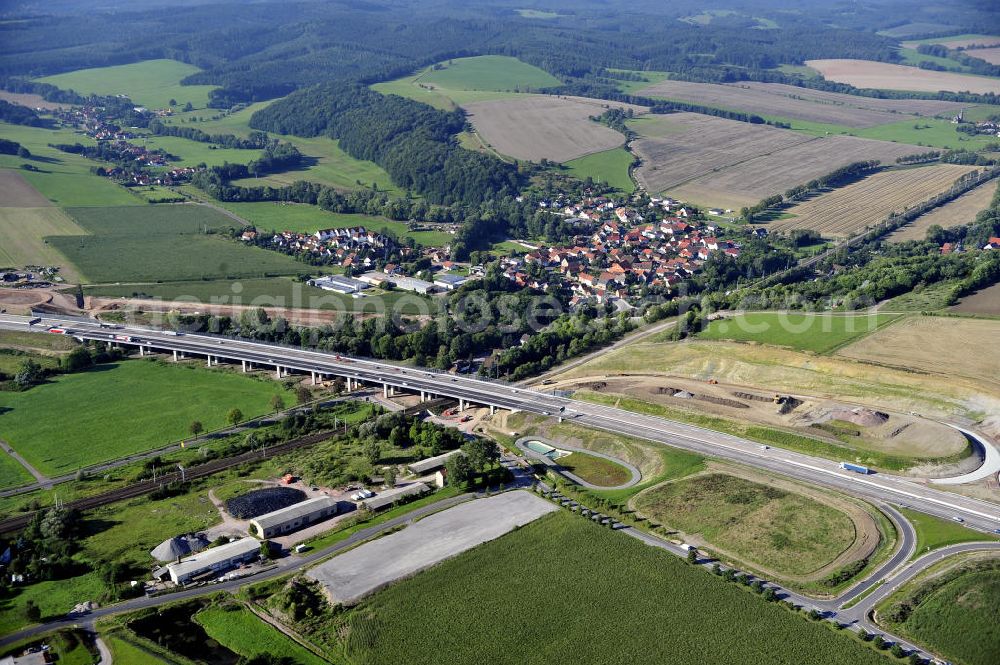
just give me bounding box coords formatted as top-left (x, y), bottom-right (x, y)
top-left (632, 114), bottom-right (924, 209)
top-left (767, 164), bottom-right (977, 238)
top-left (805, 59), bottom-right (1000, 94)
top-left (463, 95), bottom-right (647, 162)
top-left (307, 491), bottom-right (557, 604)
top-left (637, 80), bottom-right (965, 127)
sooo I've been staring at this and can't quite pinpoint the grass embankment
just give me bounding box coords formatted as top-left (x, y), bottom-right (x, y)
top-left (633, 473), bottom-right (857, 579)
top-left (36, 59), bottom-right (217, 110)
top-left (558, 451), bottom-right (632, 487)
top-left (877, 556), bottom-right (1000, 665)
top-left (576, 390), bottom-right (965, 471)
top-left (195, 604), bottom-right (328, 665)
top-left (329, 511), bottom-right (890, 665)
top-left (697, 312), bottom-right (900, 354)
top-left (900, 508), bottom-right (1000, 559)
top-left (0, 359), bottom-right (294, 476)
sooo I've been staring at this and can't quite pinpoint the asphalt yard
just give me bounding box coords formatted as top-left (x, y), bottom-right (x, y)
top-left (306, 490), bottom-right (557, 604)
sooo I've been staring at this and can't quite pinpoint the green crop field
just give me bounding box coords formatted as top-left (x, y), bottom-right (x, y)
top-left (606, 68), bottom-right (671, 95)
top-left (633, 473), bottom-right (857, 577)
top-left (37, 59), bottom-right (218, 110)
top-left (84, 277), bottom-right (440, 315)
top-left (559, 452), bottom-right (631, 487)
top-left (164, 101), bottom-right (273, 136)
top-left (563, 148), bottom-right (635, 192)
top-left (195, 605), bottom-right (328, 665)
top-left (0, 360), bottom-right (293, 476)
top-left (418, 55), bottom-right (561, 92)
top-left (52, 204), bottom-right (308, 282)
top-left (334, 511), bottom-right (888, 665)
top-left (901, 508), bottom-right (1000, 558)
top-left (698, 312), bottom-right (900, 353)
top-left (372, 56), bottom-right (558, 111)
top-left (880, 560), bottom-right (1000, 665)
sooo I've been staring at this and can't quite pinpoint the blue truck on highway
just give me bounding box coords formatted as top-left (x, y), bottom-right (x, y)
top-left (839, 462), bottom-right (870, 474)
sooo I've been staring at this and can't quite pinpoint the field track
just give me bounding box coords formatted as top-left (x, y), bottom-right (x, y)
top-left (770, 164), bottom-right (977, 238)
top-left (806, 59), bottom-right (1000, 94)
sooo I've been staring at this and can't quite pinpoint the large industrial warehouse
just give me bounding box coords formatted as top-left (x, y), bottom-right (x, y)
top-left (250, 496), bottom-right (339, 538)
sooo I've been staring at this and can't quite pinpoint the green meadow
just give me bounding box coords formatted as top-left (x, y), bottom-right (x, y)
top-left (37, 59), bottom-right (217, 110)
top-left (564, 147), bottom-right (635, 192)
top-left (0, 360), bottom-right (294, 476)
top-left (698, 312), bottom-right (900, 354)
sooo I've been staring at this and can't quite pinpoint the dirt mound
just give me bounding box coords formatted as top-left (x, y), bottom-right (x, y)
top-left (225, 487), bottom-right (306, 519)
top-left (829, 408), bottom-right (889, 428)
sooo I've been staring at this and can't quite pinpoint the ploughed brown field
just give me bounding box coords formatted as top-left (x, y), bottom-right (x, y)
top-left (0, 169), bottom-right (53, 207)
top-left (901, 36), bottom-right (1000, 49)
top-left (886, 179), bottom-right (997, 243)
top-left (0, 91), bottom-right (69, 111)
top-left (631, 113), bottom-right (925, 209)
top-left (805, 59), bottom-right (1000, 94)
top-left (768, 164), bottom-right (977, 238)
top-left (462, 94), bottom-right (648, 162)
top-left (637, 79), bottom-right (966, 127)
top-left (950, 281), bottom-right (1000, 316)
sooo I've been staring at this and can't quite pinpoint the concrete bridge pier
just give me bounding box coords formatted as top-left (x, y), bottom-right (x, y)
top-left (490, 405), bottom-right (496, 415)
top-left (206, 356), bottom-right (213, 368)
top-left (383, 384), bottom-right (389, 398)
top-left (275, 365), bottom-right (282, 379)
top-left (311, 371), bottom-right (317, 385)
top-left (173, 350), bottom-right (178, 361)
top-left (459, 399), bottom-right (466, 411)
top-left (138, 346), bottom-right (145, 357)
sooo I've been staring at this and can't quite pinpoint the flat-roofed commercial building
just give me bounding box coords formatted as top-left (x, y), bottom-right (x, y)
top-left (360, 483), bottom-right (430, 511)
top-left (167, 537), bottom-right (259, 584)
top-left (250, 496), bottom-right (339, 538)
top-left (309, 275), bottom-right (370, 294)
top-left (408, 449), bottom-right (462, 475)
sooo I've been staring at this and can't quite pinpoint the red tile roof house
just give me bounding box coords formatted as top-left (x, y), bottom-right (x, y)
top-left (984, 237), bottom-right (1000, 250)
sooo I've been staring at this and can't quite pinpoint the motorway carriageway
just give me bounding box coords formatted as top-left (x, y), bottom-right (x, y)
top-left (2, 313), bottom-right (997, 534)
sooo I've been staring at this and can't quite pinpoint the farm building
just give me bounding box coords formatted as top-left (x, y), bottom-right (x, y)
top-left (309, 275), bottom-right (370, 294)
top-left (250, 496), bottom-right (339, 538)
top-left (361, 482), bottom-right (430, 511)
top-left (433, 274), bottom-right (468, 290)
top-left (166, 537), bottom-right (259, 584)
top-left (408, 449), bottom-right (462, 475)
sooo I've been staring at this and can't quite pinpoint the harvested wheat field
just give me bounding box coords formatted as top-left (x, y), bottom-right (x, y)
top-left (806, 59), bottom-right (1000, 94)
top-left (632, 113), bottom-right (813, 196)
top-left (638, 80), bottom-right (964, 127)
top-left (463, 95), bottom-right (647, 162)
top-left (886, 179), bottom-right (997, 242)
top-left (768, 164), bottom-right (976, 238)
top-left (651, 131), bottom-right (924, 210)
top-left (838, 315), bottom-right (1000, 388)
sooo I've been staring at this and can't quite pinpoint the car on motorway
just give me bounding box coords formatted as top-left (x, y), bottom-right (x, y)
top-left (759, 445), bottom-right (769, 450)
top-left (952, 516), bottom-right (964, 523)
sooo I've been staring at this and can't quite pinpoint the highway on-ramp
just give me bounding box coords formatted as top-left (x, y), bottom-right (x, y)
top-left (2, 312), bottom-right (997, 536)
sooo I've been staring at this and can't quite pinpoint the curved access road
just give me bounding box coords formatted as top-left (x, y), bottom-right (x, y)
top-left (932, 424), bottom-right (1000, 485)
top-left (514, 436), bottom-right (641, 490)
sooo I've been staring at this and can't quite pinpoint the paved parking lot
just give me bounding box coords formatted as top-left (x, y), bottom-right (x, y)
top-left (307, 490), bottom-right (556, 604)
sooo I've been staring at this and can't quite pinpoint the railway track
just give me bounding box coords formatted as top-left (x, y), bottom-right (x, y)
top-left (0, 430), bottom-right (335, 534)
